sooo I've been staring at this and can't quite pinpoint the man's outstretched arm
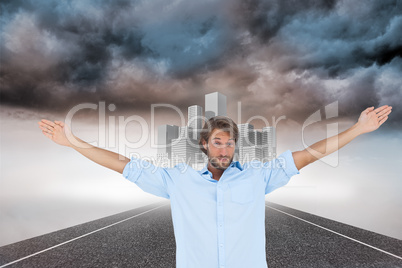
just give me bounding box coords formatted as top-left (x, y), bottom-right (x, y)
top-left (292, 105), bottom-right (392, 171)
top-left (38, 119), bottom-right (130, 174)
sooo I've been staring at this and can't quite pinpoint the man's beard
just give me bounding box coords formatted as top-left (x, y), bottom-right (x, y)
top-left (207, 148), bottom-right (234, 170)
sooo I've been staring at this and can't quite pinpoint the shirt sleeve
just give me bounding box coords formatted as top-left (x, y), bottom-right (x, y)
top-left (122, 158), bottom-right (172, 199)
top-left (263, 150), bottom-right (300, 195)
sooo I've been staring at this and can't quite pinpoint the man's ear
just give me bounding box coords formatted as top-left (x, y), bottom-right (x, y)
top-left (202, 140), bottom-right (208, 151)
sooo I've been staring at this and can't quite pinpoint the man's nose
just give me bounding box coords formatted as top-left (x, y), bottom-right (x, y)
top-left (219, 146), bottom-right (228, 155)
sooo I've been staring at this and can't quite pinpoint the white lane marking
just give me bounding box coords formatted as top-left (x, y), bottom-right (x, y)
top-left (265, 204), bottom-right (402, 260)
top-left (0, 202), bottom-right (169, 268)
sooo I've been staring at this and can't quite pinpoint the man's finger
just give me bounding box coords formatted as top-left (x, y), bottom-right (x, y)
top-left (379, 116), bottom-right (388, 126)
top-left (42, 130), bottom-right (53, 139)
top-left (374, 105), bottom-right (389, 114)
top-left (39, 125), bottom-right (49, 132)
top-left (376, 107), bottom-right (392, 117)
top-left (38, 122), bottom-right (54, 131)
top-left (41, 119), bottom-right (56, 127)
top-left (55, 121), bottom-right (65, 127)
top-left (364, 106), bottom-right (375, 114)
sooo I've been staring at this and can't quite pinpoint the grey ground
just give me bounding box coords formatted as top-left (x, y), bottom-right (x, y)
top-left (0, 201), bottom-right (401, 268)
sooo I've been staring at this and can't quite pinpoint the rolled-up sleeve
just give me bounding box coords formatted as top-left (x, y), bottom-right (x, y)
top-left (122, 158), bottom-right (171, 199)
top-left (263, 150), bottom-right (300, 195)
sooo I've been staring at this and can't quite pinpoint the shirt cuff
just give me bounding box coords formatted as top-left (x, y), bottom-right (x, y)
top-left (279, 150), bottom-right (300, 178)
top-left (122, 158), bottom-right (144, 183)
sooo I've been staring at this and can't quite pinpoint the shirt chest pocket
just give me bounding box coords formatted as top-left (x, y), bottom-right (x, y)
top-left (230, 182), bottom-right (255, 204)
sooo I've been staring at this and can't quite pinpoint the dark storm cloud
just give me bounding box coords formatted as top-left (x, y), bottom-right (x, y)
top-left (0, 0), bottom-right (401, 127)
top-left (0, 0), bottom-right (236, 112)
top-left (236, 0), bottom-right (337, 42)
top-left (263, 0), bottom-right (402, 76)
top-left (222, 0), bottom-right (402, 127)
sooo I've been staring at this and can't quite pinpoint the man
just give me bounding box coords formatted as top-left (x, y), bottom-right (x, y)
top-left (38, 105), bottom-right (392, 268)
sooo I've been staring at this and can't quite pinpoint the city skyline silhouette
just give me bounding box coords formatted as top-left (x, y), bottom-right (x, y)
top-left (156, 92), bottom-right (276, 169)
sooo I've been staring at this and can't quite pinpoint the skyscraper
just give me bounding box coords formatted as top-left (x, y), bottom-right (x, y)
top-left (179, 125), bottom-right (190, 138)
top-left (238, 123), bottom-right (254, 147)
top-left (238, 123), bottom-right (254, 163)
top-left (157, 125), bottom-right (179, 156)
top-left (262, 126), bottom-right (276, 161)
top-left (249, 129), bottom-right (262, 146)
top-left (188, 105), bottom-right (203, 140)
top-left (157, 124), bottom-right (179, 167)
top-left (205, 92), bottom-right (227, 120)
top-left (171, 132), bottom-right (199, 167)
top-left (241, 146), bottom-right (263, 163)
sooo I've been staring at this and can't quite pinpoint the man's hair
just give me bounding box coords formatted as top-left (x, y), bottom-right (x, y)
top-left (198, 116), bottom-right (239, 155)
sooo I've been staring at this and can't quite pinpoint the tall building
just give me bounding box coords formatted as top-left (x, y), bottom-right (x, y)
top-left (157, 124), bottom-right (179, 167)
top-left (157, 124), bottom-right (179, 157)
top-left (241, 146), bottom-right (263, 163)
top-left (238, 123), bottom-right (254, 163)
top-left (249, 130), bottom-right (262, 146)
top-left (205, 92), bottom-right (227, 120)
top-left (262, 126), bottom-right (276, 161)
top-left (238, 123), bottom-right (254, 148)
top-left (239, 127), bottom-right (263, 163)
top-left (171, 135), bottom-right (199, 167)
top-left (188, 105), bottom-right (203, 140)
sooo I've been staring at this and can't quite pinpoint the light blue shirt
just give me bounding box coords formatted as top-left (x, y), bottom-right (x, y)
top-left (123, 150), bottom-right (300, 268)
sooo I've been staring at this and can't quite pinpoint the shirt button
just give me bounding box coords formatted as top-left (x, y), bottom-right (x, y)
top-left (220, 244), bottom-right (223, 247)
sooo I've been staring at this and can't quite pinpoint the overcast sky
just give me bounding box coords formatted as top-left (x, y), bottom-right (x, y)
top-left (1, 0), bottom-right (401, 246)
top-left (1, 0), bottom-right (401, 128)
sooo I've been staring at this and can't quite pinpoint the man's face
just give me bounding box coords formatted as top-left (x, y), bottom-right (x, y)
top-left (203, 129), bottom-right (236, 170)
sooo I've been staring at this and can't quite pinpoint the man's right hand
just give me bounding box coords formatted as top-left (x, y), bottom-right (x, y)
top-left (38, 119), bottom-right (74, 147)
top-left (38, 119), bottom-right (130, 173)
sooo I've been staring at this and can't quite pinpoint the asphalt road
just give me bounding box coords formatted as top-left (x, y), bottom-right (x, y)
top-left (0, 201), bottom-right (401, 268)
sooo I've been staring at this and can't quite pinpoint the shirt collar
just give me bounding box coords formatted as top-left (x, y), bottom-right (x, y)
top-left (199, 160), bottom-right (243, 174)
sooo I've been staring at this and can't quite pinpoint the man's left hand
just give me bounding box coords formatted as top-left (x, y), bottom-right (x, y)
top-left (355, 105), bottom-right (392, 134)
